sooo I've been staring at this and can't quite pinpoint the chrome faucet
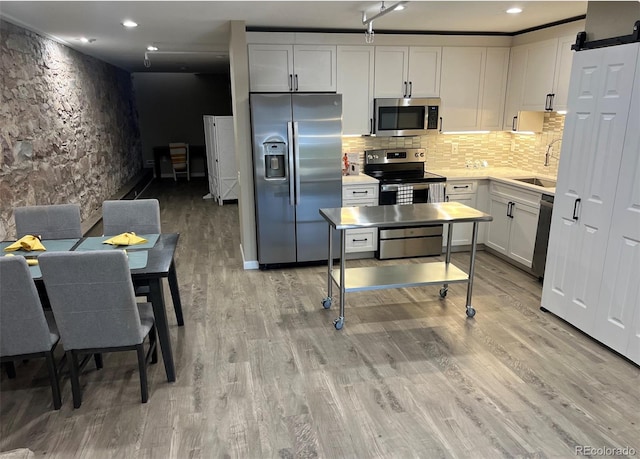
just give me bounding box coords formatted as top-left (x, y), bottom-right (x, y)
top-left (545, 138), bottom-right (562, 167)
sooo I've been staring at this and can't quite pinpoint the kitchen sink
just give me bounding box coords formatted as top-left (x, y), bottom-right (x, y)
top-left (513, 177), bottom-right (556, 188)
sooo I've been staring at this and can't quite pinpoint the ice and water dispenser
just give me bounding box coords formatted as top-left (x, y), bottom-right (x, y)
top-left (263, 140), bottom-right (287, 179)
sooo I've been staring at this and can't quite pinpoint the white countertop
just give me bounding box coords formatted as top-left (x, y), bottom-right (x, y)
top-left (428, 167), bottom-right (557, 195)
top-left (342, 174), bottom-right (379, 185)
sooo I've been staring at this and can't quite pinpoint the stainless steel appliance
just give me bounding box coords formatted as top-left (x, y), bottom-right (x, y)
top-left (251, 93), bottom-right (342, 268)
top-left (373, 97), bottom-right (440, 136)
top-left (532, 194), bottom-right (554, 279)
top-left (364, 148), bottom-right (446, 259)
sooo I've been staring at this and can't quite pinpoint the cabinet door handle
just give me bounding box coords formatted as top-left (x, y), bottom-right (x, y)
top-left (403, 81), bottom-right (407, 98)
top-left (549, 93), bottom-right (556, 111)
top-left (572, 198), bottom-right (581, 221)
top-left (439, 117), bottom-right (443, 133)
top-left (512, 115), bottom-right (518, 131)
top-left (510, 202), bottom-right (515, 218)
top-left (545, 94), bottom-right (552, 110)
top-left (370, 118), bottom-right (373, 135)
top-left (506, 201), bottom-right (513, 218)
top-left (453, 185), bottom-right (469, 189)
top-left (288, 74), bottom-right (293, 91)
top-left (408, 81), bottom-right (412, 98)
top-left (352, 238), bottom-right (368, 242)
top-left (294, 74), bottom-right (299, 91)
top-left (445, 196), bottom-right (450, 202)
top-left (352, 190), bottom-right (369, 195)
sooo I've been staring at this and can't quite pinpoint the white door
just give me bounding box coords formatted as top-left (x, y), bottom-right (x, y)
top-left (293, 45), bottom-right (336, 92)
top-left (440, 47), bottom-right (484, 131)
top-left (486, 194), bottom-right (510, 256)
top-left (337, 46), bottom-right (375, 135)
top-left (542, 43), bottom-right (638, 329)
top-left (374, 46), bottom-right (409, 98)
top-left (507, 201), bottom-right (539, 268)
top-left (407, 46), bottom-right (441, 97)
top-left (248, 44), bottom-right (294, 92)
top-left (214, 116), bottom-right (237, 205)
top-left (203, 115), bottom-right (218, 198)
top-left (594, 44), bottom-right (640, 358)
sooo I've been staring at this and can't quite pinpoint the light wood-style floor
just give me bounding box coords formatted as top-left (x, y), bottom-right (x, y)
top-left (2, 178), bottom-right (639, 458)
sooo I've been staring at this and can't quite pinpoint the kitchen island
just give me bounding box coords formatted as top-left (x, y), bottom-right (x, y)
top-left (319, 202), bottom-right (493, 330)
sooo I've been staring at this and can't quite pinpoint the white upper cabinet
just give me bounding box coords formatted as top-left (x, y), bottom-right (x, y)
top-left (374, 46), bottom-right (441, 98)
top-left (439, 47), bottom-right (509, 132)
top-left (248, 44), bottom-right (337, 92)
top-left (337, 46), bottom-right (375, 136)
top-left (503, 36), bottom-right (576, 128)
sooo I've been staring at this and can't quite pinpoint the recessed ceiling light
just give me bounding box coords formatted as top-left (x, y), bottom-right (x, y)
top-left (507, 7), bottom-right (523, 14)
top-left (80, 37), bottom-right (89, 43)
top-left (122, 20), bottom-right (138, 28)
top-left (147, 46), bottom-right (158, 51)
top-left (394, 4), bottom-right (405, 11)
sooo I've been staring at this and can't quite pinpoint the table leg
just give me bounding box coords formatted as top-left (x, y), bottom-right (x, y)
top-left (440, 223), bottom-right (454, 299)
top-left (465, 222), bottom-right (479, 318)
top-left (334, 229), bottom-right (346, 330)
top-left (168, 260), bottom-right (184, 326)
top-left (323, 223), bottom-right (333, 308)
top-left (148, 278), bottom-right (176, 382)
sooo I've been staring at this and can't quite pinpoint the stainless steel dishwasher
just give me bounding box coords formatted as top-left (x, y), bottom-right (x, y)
top-left (532, 194), bottom-right (554, 279)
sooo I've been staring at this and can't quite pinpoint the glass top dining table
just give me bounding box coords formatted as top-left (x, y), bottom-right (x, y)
top-left (1, 233), bottom-right (183, 383)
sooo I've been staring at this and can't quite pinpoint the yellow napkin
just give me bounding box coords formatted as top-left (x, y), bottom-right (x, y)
top-left (103, 232), bottom-right (147, 246)
top-left (3, 254), bottom-right (38, 265)
top-left (3, 235), bottom-right (46, 252)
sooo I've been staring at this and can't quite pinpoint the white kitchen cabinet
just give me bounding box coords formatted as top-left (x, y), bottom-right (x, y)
top-left (542, 42), bottom-right (640, 364)
top-left (203, 115), bottom-right (237, 205)
top-left (486, 182), bottom-right (540, 267)
top-left (374, 46), bottom-right (441, 98)
top-left (503, 36), bottom-right (575, 128)
top-left (443, 180), bottom-right (478, 247)
top-left (337, 46), bottom-right (375, 136)
top-left (248, 44), bottom-right (337, 92)
top-left (440, 47), bottom-right (509, 132)
top-left (342, 177), bottom-right (379, 254)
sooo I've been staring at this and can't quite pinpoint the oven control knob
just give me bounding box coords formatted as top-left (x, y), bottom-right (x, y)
top-left (420, 152), bottom-right (425, 157)
top-left (414, 152), bottom-right (419, 158)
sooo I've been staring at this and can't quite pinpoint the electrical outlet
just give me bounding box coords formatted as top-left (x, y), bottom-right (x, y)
top-left (451, 143), bottom-right (459, 155)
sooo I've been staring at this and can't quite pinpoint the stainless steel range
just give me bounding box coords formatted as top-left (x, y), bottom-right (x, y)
top-left (364, 148), bottom-right (446, 259)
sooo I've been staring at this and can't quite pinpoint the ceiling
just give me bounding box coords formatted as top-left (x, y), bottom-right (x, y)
top-left (0, 1), bottom-right (588, 74)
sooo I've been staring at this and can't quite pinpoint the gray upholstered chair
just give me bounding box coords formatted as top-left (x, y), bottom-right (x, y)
top-left (0, 256), bottom-right (62, 410)
top-left (39, 250), bottom-right (157, 408)
top-left (102, 199), bottom-right (161, 236)
top-left (14, 204), bottom-right (82, 239)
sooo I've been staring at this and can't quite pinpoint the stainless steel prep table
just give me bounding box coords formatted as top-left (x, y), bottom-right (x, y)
top-left (319, 202), bottom-right (493, 329)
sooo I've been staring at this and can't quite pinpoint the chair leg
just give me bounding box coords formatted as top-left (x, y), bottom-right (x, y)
top-left (136, 344), bottom-right (149, 403)
top-left (44, 351), bottom-right (62, 410)
top-left (150, 325), bottom-right (158, 364)
top-left (94, 353), bottom-right (103, 369)
top-left (4, 362), bottom-right (16, 379)
top-left (67, 351), bottom-right (82, 409)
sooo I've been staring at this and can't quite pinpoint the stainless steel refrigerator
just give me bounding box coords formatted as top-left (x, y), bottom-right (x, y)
top-left (250, 93), bottom-right (342, 266)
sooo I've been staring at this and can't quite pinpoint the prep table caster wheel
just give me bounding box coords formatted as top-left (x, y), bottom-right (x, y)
top-left (466, 307), bottom-right (476, 318)
top-left (322, 297), bottom-right (332, 309)
top-left (333, 317), bottom-right (344, 330)
top-left (439, 287), bottom-right (448, 298)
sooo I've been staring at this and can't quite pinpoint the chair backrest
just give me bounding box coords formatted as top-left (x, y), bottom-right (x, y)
top-left (39, 250), bottom-right (145, 350)
top-left (169, 143), bottom-right (189, 171)
top-left (14, 204), bottom-right (82, 239)
top-left (0, 256), bottom-right (53, 357)
top-left (102, 199), bottom-right (161, 236)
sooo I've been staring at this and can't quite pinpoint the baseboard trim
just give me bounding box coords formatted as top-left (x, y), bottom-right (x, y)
top-left (241, 244), bottom-right (259, 270)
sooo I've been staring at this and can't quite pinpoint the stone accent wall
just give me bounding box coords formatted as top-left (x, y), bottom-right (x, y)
top-left (0, 20), bottom-right (142, 240)
top-left (342, 112), bottom-right (565, 176)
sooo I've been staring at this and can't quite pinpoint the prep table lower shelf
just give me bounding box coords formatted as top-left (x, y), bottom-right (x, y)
top-left (331, 261), bottom-right (470, 292)
top-left (319, 202), bottom-right (493, 330)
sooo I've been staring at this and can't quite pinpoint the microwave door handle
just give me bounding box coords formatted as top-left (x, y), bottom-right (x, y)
top-left (287, 122), bottom-right (295, 206)
top-left (294, 121), bottom-right (301, 205)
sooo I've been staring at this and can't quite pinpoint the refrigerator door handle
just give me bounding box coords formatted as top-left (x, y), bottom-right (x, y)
top-left (294, 121), bottom-right (301, 205)
top-left (287, 121), bottom-right (295, 206)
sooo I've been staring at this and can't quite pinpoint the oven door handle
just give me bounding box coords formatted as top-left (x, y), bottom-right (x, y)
top-left (381, 183), bottom-right (432, 192)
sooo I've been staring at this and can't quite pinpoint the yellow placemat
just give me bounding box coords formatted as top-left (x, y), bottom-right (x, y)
top-left (3, 235), bottom-right (46, 252)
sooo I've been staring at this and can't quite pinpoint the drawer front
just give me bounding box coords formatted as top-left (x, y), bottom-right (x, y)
top-left (343, 198), bottom-right (378, 208)
top-left (379, 235), bottom-right (442, 259)
top-left (490, 181), bottom-right (541, 207)
top-left (343, 184), bottom-right (378, 202)
top-left (345, 228), bottom-right (377, 252)
top-left (446, 181), bottom-right (476, 195)
top-left (380, 225), bottom-right (443, 239)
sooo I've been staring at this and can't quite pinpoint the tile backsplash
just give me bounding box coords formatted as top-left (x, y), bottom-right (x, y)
top-left (342, 112), bottom-right (564, 176)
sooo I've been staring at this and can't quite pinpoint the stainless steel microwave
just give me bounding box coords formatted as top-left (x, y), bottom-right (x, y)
top-left (373, 97), bottom-right (440, 136)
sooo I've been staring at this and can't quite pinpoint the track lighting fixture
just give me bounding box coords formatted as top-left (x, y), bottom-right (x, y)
top-left (362, 1), bottom-right (408, 43)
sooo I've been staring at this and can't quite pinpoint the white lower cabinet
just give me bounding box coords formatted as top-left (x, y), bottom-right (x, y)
top-left (443, 180), bottom-right (489, 249)
top-left (342, 178), bottom-right (379, 254)
top-left (486, 182), bottom-right (540, 268)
